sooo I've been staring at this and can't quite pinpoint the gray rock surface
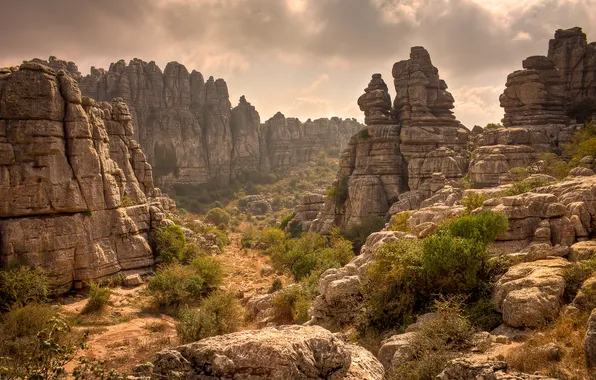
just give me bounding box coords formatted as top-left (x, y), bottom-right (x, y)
top-left (0, 62), bottom-right (174, 291)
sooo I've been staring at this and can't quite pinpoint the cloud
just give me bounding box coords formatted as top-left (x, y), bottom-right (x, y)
top-left (299, 74), bottom-right (330, 95)
top-left (1, 0), bottom-right (594, 126)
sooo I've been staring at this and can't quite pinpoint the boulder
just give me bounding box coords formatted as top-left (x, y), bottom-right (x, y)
top-left (151, 325), bottom-right (384, 379)
top-left (585, 308), bottom-right (596, 369)
top-left (437, 358), bottom-right (556, 379)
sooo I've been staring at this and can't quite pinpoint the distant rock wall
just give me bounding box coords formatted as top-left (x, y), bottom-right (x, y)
top-left (64, 59), bottom-right (364, 190)
top-left (0, 62), bottom-right (174, 291)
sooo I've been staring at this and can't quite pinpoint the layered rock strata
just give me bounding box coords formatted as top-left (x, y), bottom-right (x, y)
top-left (74, 58), bottom-right (364, 190)
top-left (470, 27), bottom-right (596, 187)
top-left (0, 62), bottom-right (173, 291)
top-left (311, 47), bottom-right (469, 232)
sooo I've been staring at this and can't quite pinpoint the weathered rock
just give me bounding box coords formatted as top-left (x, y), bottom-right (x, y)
top-left (377, 332), bottom-right (417, 375)
top-left (151, 325), bottom-right (384, 380)
top-left (493, 258), bottom-right (571, 328)
top-left (569, 240), bottom-right (596, 261)
top-left (288, 192), bottom-right (326, 232)
top-left (0, 62), bottom-right (173, 291)
top-left (572, 276), bottom-right (596, 312)
top-left (309, 231), bottom-right (416, 329)
top-left (585, 308), bottom-right (596, 369)
top-left (123, 274), bottom-right (144, 287)
top-left (437, 358), bottom-right (556, 379)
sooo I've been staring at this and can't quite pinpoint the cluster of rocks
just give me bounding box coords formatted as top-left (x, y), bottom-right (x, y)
top-left (470, 27), bottom-right (596, 187)
top-left (311, 47), bottom-right (469, 233)
top-left (35, 58), bottom-right (365, 190)
top-left (0, 62), bottom-right (174, 290)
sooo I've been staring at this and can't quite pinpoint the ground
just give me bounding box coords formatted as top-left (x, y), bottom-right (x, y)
top-left (60, 226), bottom-right (286, 373)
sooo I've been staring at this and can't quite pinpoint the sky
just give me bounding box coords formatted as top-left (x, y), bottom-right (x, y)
top-left (1, 0), bottom-right (595, 128)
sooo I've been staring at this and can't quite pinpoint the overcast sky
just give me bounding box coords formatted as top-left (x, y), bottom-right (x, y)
top-left (1, 0), bottom-right (595, 128)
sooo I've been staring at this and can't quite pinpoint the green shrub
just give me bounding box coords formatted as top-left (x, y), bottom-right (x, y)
top-left (363, 239), bottom-right (426, 330)
top-left (190, 256), bottom-right (223, 291)
top-left (537, 153), bottom-right (571, 180)
top-left (268, 278), bottom-right (283, 294)
top-left (561, 258), bottom-right (596, 303)
top-left (241, 228), bottom-right (258, 248)
top-left (206, 226), bottom-right (230, 249)
top-left (205, 208), bottom-right (231, 227)
top-left (147, 263), bottom-right (208, 307)
top-left (0, 266), bottom-right (51, 311)
top-left (179, 243), bottom-right (204, 265)
top-left (0, 304), bottom-right (85, 379)
top-left (465, 294), bottom-right (502, 331)
top-left (391, 298), bottom-right (474, 380)
top-left (279, 213), bottom-right (295, 230)
top-left (152, 225), bottom-right (186, 263)
top-left (327, 177), bottom-right (349, 207)
top-left (342, 215), bottom-right (386, 252)
top-left (258, 228), bottom-right (287, 250)
top-left (445, 210), bottom-right (509, 246)
top-left (271, 286), bottom-right (311, 324)
top-left (359, 128), bottom-right (371, 139)
top-left (81, 282), bottom-right (111, 314)
top-left (502, 176), bottom-right (555, 196)
top-left (177, 291), bottom-right (243, 343)
top-left (390, 211), bottom-right (411, 232)
top-left (460, 192), bottom-right (488, 215)
top-left (484, 122), bottom-right (503, 130)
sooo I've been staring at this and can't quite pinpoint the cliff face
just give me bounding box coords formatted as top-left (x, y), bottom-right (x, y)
top-left (470, 27), bottom-right (595, 187)
top-left (74, 59), bottom-right (365, 190)
top-left (311, 48), bottom-right (469, 233)
top-left (0, 62), bottom-right (174, 291)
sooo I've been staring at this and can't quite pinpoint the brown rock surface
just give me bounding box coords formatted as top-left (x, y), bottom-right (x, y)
top-left (151, 325), bottom-right (384, 380)
top-left (0, 62), bottom-right (173, 291)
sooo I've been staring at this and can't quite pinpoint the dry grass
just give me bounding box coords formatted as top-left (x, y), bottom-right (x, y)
top-left (506, 313), bottom-right (589, 379)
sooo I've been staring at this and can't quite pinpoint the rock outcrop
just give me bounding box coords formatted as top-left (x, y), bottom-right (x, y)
top-left (311, 47), bottom-right (469, 232)
top-left (151, 325), bottom-right (384, 380)
top-left (437, 358), bottom-right (556, 379)
top-left (72, 58), bottom-right (364, 190)
top-left (469, 27), bottom-right (596, 187)
top-left (0, 62), bottom-right (173, 291)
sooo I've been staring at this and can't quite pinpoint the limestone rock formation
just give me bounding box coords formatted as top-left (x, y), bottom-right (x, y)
top-left (0, 62), bottom-right (173, 291)
top-left (74, 58), bottom-right (365, 190)
top-left (151, 325), bottom-right (384, 380)
top-left (493, 258), bottom-right (570, 328)
top-left (437, 358), bottom-right (556, 379)
top-left (470, 27), bottom-right (596, 187)
top-left (311, 48), bottom-right (469, 232)
top-left (287, 192), bottom-right (326, 233)
top-left (585, 308), bottom-right (596, 369)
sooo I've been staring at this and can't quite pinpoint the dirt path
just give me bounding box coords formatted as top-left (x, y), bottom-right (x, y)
top-left (60, 225), bottom-right (284, 374)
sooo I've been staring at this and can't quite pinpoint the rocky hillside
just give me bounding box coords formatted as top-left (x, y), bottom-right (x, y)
top-left (0, 62), bottom-right (174, 291)
top-left (39, 58), bottom-right (364, 190)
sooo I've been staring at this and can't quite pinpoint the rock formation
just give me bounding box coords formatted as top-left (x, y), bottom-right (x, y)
top-left (67, 58), bottom-right (364, 190)
top-left (152, 325), bottom-right (385, 379)
top-left (311, 47), bottom-right (469, 233)
top-left (0, 62), bottom-right (173, 291)
top-left (470, 27), bottom-right (596, 187)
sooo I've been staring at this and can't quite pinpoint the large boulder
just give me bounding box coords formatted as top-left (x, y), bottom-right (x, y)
top-left (437, 358), bottom-right (556, 379)
top-left (493, 258), bottom-right (571, 328)
top-left (151, 325), bottom-right (384, 379)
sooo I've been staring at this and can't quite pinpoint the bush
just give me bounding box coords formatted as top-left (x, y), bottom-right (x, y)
top-left (363, 239), bottom-right (426, 330)
top-left (81, 282), bottom-right (111, 314)
top-left (460, 192), bottom-right (488, 215)
top-left (502, 176), bottom-right (555, 196)
top-left (561, 258), bottom-right (596, 303)
top-left (205, 208), bottom-right (231, 227)
top-left (485, 122), bottom-right (503, 130)
top-left (179, 243), bottom-right (205, 265)
top-left (327, 177), bottom-right (349, 207)
top-left (190, 256), bottom-right (223, 291)
top-left (391, 298), bottom-right (475, 380)
top-left (147, 263), bottom-right (208, 307)
top-left (359, 128), bottom-right (371, 139)
top-left (271, 286), bottom-right (311, 324)
top-left (465, 295), bottom-right (502, 331)
top-left (152, 225), bottom-right (186, 263)
top-left (342, 215), bottom-right (386, 252)
top-left (268, 278), bottom-right (283, 294)
top-left (0, 266), bottom-right (51, 311)
top-left (279, 213), bottom-right (295, 230)
top-left (258, 228), bottom-right (287, 250)
top-left (390, 211), bottom-right (411, 232)
top-left (270, 232), bottom-right (353, 282)
top-left (445, 210), bottom-right (509, 246)
top-left (177, 291), bottom-right (243, 343)
top-left (0, 304), bottom-right (85, 379)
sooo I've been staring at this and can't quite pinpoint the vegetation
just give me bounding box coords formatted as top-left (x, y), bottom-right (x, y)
top-left (81, 282), bottom-right (112, 314)
top-left (0, 265), bottom-right (51, 311)
top-left (362, 211), bottom-right (508, 332)
top-left (268, 278), bottom-right (283, 294)
top-left (205, 207), bottom-right (231, 227)
top-left (484, 122), bottom-right (503, 130)
top-left (501, 175), bottom-right (555, 196)
top-left (460, 192), bottom-right (488, 214)
top-left (359, 128), bottom-right (371, 139)
top-left (152, 225), bottom-right (187, 263)
top-left (327, 177), bottom-right (349, 207)
top-left (389, 211), bottom-right (411, 232)
top-left (177, 291), bottom-right (243, 343)
top-left (147, 260), bottom-right (223, 307)
top-left (561, 257), bottom-right (596, 303)
top-left (271, 285), bottom-right (312, 324)
top-left (390, 298), bottom-right (475, 380)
